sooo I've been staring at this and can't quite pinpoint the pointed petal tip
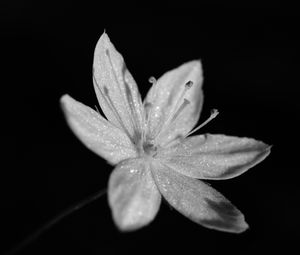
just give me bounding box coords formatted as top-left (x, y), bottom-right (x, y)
top-left (185, 59), bottom-right (202, 72)
top-left (99, 30), bottom-right (109, 41)
top-left (264, 144), bottom-right (272, 156)
top-left (94, 32), bottom-right (111, 56)
top-left (256, 141), bottom-right (272, 161)
top-left (258, 140), bottom-right (272, 149)
top-left (266, 144), bottom-right (273, 152)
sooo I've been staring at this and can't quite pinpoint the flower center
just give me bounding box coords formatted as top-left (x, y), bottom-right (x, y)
top-left (142, 140), bottom-right (157, 157)
top-left (133, 131), bottom-right (157, 157)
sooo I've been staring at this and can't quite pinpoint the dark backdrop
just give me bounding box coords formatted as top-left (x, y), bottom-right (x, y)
top-left (1, 2), bottom-right (299, 255)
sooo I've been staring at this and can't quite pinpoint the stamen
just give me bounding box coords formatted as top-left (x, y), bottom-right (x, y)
top-left (170, 99), bottom-right (190, 123)
top-left (185, 109), bottom-right (219, 137)
top-left (93, 73), bottom-right (133, 141)
top-left (167, 80), bottom-right (193, 122)
top-left (166, 80), bottom-right (193, 118)
top-left (152, 81), bottom-right (194, 139)
top-left (145, 77), bottom-right (156, 133)
top-left (105, 50), bottom-right (140, 134)
top-left (124, 78), bottom-right (140, 131)
top-left (102, 85), bottom-right (130, 130)
top-left (175, 80), bottom-right (193, 104)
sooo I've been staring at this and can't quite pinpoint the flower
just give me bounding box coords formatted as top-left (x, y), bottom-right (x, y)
top-left (60, 32), bottom-right (271, 233)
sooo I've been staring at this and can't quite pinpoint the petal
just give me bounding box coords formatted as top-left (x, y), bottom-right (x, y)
top-left (158, 134), bottom-right (271, 180)
top-left (144, 61), bottom-right (203, 146)
top-left (108, 159), bottom-right (161, 231)
top-left (93, 32), bottom-right (144, 139)
top-left (60, 94), bottom-right (137, 165)
top-left (151, 161), bottom-right (248, 233)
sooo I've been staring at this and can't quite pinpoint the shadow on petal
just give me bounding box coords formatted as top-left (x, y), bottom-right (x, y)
top-left (216, 145), bottom-right (271, 179)
top-left (199, 198), bottom-right (249, 233)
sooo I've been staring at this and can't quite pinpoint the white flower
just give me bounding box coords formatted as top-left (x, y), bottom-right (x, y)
top-left (60, 32), bottom-right (271, 233)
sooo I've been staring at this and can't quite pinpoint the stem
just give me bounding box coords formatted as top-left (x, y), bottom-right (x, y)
top-left (4, 188), bottom-right (107, 255)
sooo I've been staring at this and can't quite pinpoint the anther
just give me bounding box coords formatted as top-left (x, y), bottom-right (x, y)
top-left (144, 102), bottom-right (152, 109)
top-left (94, 81), bottom-right (133, 141)
top-left (103, 86), bottom-right (109, 96)
top-left (144, 101), bottom-right (153, 120)
top-left (144, 102), bottom-right (152, 112)
top-left (185, 80), bottom-right (193, 89)
top-left (148, 76), bottom-right (157, 84)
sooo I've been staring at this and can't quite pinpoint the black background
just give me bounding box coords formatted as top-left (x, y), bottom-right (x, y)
top-left (1, 2), bottom-right (299, 255)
